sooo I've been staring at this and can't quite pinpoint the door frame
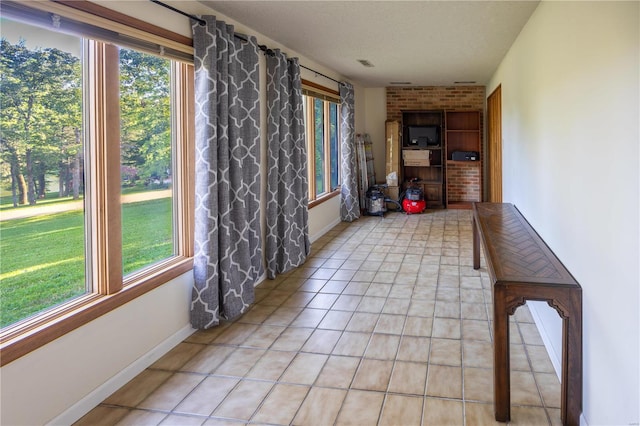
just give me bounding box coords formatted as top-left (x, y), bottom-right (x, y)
top-left (487, 85), bottom-right (502, 202)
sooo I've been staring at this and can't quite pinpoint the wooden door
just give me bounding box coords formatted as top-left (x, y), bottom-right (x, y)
top-left (487, 85), bottom-right (502, 202)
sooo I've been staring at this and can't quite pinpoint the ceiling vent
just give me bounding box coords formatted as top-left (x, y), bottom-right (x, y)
top-left (454, 81), bottom-right (477, 84)
top-left (357, 59), bottom-right (374, 67)
top-left (389, 81), bottom-right (412, 85)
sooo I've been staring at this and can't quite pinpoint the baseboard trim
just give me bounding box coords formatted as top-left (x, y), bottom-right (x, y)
top-left (48, 324), bottom-right (196, 425)
top-left (310, 217), bottom-right (341, 243)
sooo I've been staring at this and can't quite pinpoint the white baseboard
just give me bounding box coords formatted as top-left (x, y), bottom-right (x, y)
top-left (48, 324), bottom-right (196, 426)
top-left (310, 217), bottom-right (341, 243)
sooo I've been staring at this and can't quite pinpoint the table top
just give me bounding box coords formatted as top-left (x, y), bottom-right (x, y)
top-left (473, 203), bottom-right (580, 287)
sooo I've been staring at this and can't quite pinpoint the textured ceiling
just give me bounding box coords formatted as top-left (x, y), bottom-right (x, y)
top-left (200, 1), bottom-right (539, 87)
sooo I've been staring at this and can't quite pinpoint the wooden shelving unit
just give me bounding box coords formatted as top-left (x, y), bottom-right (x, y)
top-left (445, 110), bottom-right (482, 209)
top-left (401, 110), bottom-right (445, 209)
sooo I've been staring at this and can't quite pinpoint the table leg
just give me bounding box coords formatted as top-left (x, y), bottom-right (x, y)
top-left (563, 293), bottom-right (583, 426)
top-left (493, 286), bottom-right (511, 422)
top-left (473, 215), bottom-right (480, 269)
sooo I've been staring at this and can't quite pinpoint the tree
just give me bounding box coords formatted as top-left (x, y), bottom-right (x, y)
top-left (119, 48), bottom-right (171, 188)
top-left (0, 38), bottom-right (81, 206)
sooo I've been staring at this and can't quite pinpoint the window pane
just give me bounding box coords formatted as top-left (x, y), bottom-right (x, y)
top-left (0, 19), bottom-right (87, 328)
top-left (329, 102), bottom-right (339, 190)
top-left (119, 48), bottom-right (173, 275)
top-left (314, 98), bottom-right (325, 196)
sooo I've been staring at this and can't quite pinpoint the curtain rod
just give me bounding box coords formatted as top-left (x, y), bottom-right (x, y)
top-left (149, 0), bottom-right (343, 86)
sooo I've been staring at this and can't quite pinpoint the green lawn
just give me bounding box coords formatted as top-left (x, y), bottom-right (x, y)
top-left (0, 198), bottom-right (173, 328)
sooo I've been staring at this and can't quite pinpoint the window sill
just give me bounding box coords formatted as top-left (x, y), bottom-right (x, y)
top-left (0, 256), bottom-right (194, 366)
top-left (309, 188), bottom-right (340, 209)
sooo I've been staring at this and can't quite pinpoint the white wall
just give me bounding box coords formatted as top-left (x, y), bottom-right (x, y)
top-left (0, 2), bottom-right (350, 424)
top-left (487, 2), bottom-right (639, 424)
top-left (363, 88), bottom-right (388, 184)
top-left (0, 273), bottom-right (194, 425)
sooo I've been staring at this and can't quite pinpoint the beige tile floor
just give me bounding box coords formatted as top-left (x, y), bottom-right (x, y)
top-left (76, 210), bottom-right (561, 426)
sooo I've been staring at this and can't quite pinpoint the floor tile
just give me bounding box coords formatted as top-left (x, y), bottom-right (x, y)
top-left (332, 331), bottom-right (371, 357)
top-left (251, 384), bottom-right (309, 424)
top-left (212, 380), bottom-right (273, 421)
top-left (535, 372), bottom-right (561, 408)
top-left (162, 413), bottom-right (208, 425)
top-left (464, 402), bottom-right (501, 426)
top-left (426, 365), bottom-right (462, 398)
top-left (388, 361), bottom-right (427, 395)
top-left (149, 343), bottom-right (204, 371)
top-left (403, 316), bottom-right (433, 337)
top-left (116, 409), bottom-right (167, 425)
top-left (292, 387), bottom-right (347, 425)
top-left (241, 324), bottom-right (285, 348)
top-left (74, 406), bottom-right (130, 426)
top-left (351, 359), bottom-right (393, 391)
top-left (173, 376), bottom-right (239, 416)
top-left (138, 373), bottom-right (203, 411)
top-left (315, 355), bottom-right (360, 388)
top-left (364, 333), bottom-right (401, 360)
top-left (374, 313), bottom-right (406, 334)
top-left (422, 397), bottom-right (463, 425)
top-left (280, 352), bottom-right (328, 385)
top-left (270, 327), bottom-right (314, 351)
top-left (464, 367), bottom-right (494, 402)
top-left (432, 317), bottom-right (461, 339)
top-left (80, 211), bottom-right (561, 426)
top-left (511, 370), bottom-right (543, 406)
top-left (103, 369), bottom-right (172, 407)
top-left (429, 338), bottom-right (461, 366)
top-left (245, 350), bottom-right (296, 381)
top-left (378, 394), bottom-right (423, 426)
top-left (214, 348), bottom-right (265, 377)
top-left (397, 335), bottom-right (430, 362)
top-left (335, 389), bottom-right (384, 425)
top-left (301, 329), bottom-right (342, 354)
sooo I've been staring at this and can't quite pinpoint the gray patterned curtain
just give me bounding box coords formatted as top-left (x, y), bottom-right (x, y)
top-left (190, 17), bottom-right (263, 329)
top-left (340, 82), bottom-right (360, 221)
top-left (265, 50), bottom-right (310, 279)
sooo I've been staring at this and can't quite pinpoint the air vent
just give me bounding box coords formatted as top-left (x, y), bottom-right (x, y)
top-left (454, 81), bottom-right (477, 84)
top-left (389, 81), bottom-right (412, 85)
top-left (357, 59), bottom-right (374, 67)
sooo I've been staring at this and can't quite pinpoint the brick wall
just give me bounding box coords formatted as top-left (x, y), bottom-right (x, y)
top-left (386, 86), bottom-right (485, 204)
top-left (446, 163), bottom-right (481, 202)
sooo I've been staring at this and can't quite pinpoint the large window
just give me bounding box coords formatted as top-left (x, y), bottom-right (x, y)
top-left (0, 3), bottom-right (194, 364)
top-left (303, 84), bottom-right (340, 203)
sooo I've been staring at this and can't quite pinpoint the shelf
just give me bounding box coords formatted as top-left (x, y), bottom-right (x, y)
top-left (447, 160), bottom-right (481, 166)
top-left (446, 129), bottom-right (480, 133)
top-left (447, 160), bottom-right (480, 165)
top-left (408, 180), bottom-right (442, 185)
top-left (447, 201), bottom-right (474, 210)
top-left (402, 146), bottom-right (442, 150)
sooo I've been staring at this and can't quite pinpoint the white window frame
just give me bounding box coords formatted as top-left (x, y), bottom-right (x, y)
top-left (302, 80), bottom-right (341, 208)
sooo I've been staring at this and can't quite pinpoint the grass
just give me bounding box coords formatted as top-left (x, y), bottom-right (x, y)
top-left (0, 197), bottom-right (173, 328)
top-left (0, 185), bottom-right (155, 211)
top-left (0, 191), bottom-right (83, 212)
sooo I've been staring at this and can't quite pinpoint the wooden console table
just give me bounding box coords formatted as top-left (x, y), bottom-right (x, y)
top-left (472, 203), bottom-right (582, 426)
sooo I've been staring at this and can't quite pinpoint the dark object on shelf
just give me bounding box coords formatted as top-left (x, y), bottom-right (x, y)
top-left (452, 151), bottom-right (479, 161)
top-left (405, 125), bottom-right (440, 148)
